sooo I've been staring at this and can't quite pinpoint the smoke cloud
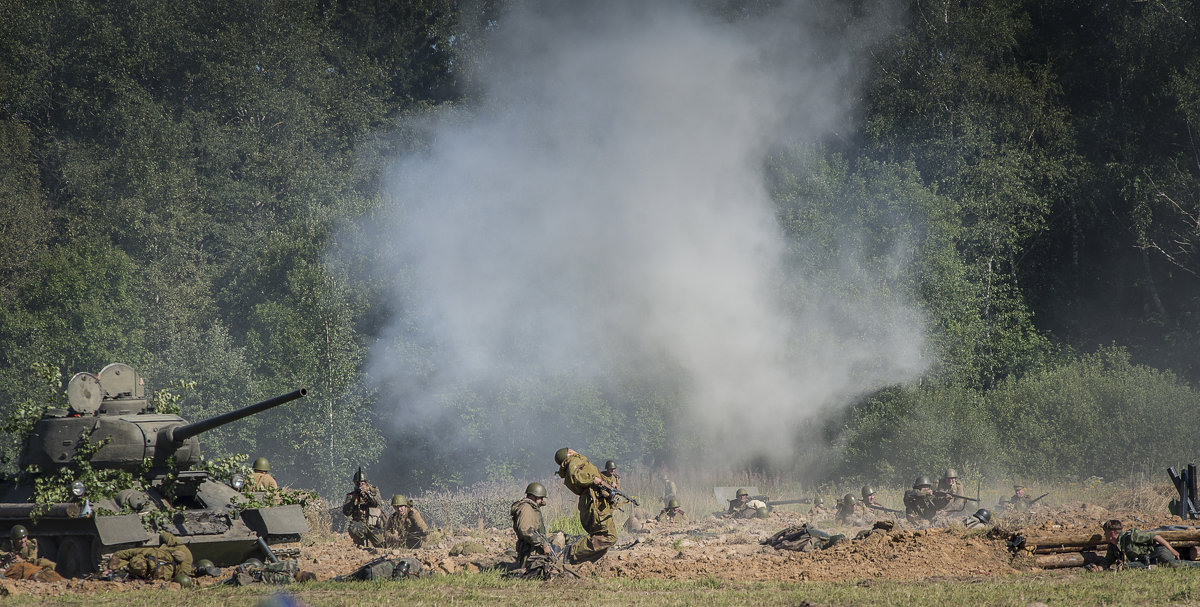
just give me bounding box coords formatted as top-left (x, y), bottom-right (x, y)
top-left (355, 0), bottom-right (925, 480)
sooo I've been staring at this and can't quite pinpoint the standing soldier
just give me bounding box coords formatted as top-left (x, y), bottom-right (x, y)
top-left (511, 482), bottom-right (549, 569)
top-left (662, 475), bottom-right (678, 508)
top-left (248, 457), bottom-right (279, 492)
top-left (937, 469), bottom-right (967, 513)
top-left (601, 460), bottom-right (621, 489)
top-left (385, 495), bottom-right (430, 549)
top-left (555, 447), bottom-right (617, 563)
top-left (656, 498), bottom-right (689, 524)
top-left (903, 476), bottom-right (949, 523)
top-left (342, 467), bottom-right (385, 548)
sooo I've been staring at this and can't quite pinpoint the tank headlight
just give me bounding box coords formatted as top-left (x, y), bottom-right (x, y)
top-left (70, 480), bottom-right (86, 498)
top-left (231, 474), bottom-right (245, 490)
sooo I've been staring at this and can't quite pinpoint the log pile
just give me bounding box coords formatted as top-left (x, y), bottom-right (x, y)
top-left (1021, 528), bottom-right (1200, 569)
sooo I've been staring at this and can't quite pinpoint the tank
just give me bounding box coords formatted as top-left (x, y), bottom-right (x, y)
top-left (0, 363), bottom-right (310, 577)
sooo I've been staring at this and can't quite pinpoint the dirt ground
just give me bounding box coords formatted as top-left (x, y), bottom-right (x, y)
top-left (1, 492), bottom-right (1188, 598)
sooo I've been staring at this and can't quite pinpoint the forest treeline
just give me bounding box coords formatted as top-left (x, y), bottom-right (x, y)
top-left (2, 0), bottom-right (1199, 497)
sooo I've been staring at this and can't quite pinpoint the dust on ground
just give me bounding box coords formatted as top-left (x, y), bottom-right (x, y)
top-left (2, 487), bottom-right (1186, 597)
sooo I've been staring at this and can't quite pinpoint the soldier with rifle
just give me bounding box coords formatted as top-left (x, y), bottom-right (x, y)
top-left (1008, 485), bottom-right (1047, 511)
top-left (861, 486), bottom-right (904, 517)
top-left (343, 467), bottom-right (385, 548)
top-left (937, 469), bottom-right (968, 513)
top-left (511, 482), bottom-right (550, 569)
top-left (836, 494), bottom-right (863, 525)
top-left (385, 494), bottom-right (430, 549)
top-left (555, 447), bottom-right (619, 563)
top-left (601, 460), bottom-right (621, 489)
top-left (904, 476), bottom-right (950, 523)
top-left (656, 498), bottom-right (689, 524)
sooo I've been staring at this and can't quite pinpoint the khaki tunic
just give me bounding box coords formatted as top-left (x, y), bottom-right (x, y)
top-left (557, 453), bottom-right (616, 562)
top-left (937, 478), bottom-right (967, 513)
top-left (511, 497), bottom-right (547, 567)
top-left (384, 507), bottom-right (430, 549)
top-left (248, 471), bottom-right (279, 491)
top-left (655, 508), bottom-right (689, 524)
top-left (903, 489), bottom-right (949, 522)
top-left (601, 471), bottom-right (620, 490)
top-left (343, 485), bottom-right (385, 526)
top-left (1, 538), bottom-right (55, 570)
top-left (109, 532), bottom-right (192, 580)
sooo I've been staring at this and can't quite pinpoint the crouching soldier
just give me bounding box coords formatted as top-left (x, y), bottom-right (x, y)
top-left (512, 482), bottom-right (550, 569)
top-left (2, 525), bottom-right (62, 582)
top-left (1089, 519), bottom-right (1200, 570)
top-left (385, 495), bottom-right (430, 549)
top-left (656, 498), bottom-right (689, 525)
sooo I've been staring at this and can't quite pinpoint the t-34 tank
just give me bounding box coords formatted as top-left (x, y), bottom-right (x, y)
top-left (0, 363), bottom-right (309, 577)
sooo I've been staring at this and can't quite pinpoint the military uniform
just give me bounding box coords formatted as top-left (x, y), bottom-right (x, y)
top-left (809, 501), bottom-right (835, 518)
top-left (1, 537), bottom-right (56, 572)
top-left (343, 483), bottom-right (386, 547)
top-left (248, 471), bottom-right (279, 492)
top-left (903, 489), bottom-right (949, 522)
top-left (601, 471), bottom-right (620, 490)
top-left (1100, 528), bottom-right (1200, 569)
top-left (662, 478), bottom-right (678, 507)
top-left (108, 532), bottom-right (193, 581)
top-left (623, 506), bottom-right (654, 533)
top-left (557, 452), bottom-right (617, 563)
top-left (1009, 489), bottom-right (1032, 512)
top-left (511, 497), bottom-right (547, 568)
top-left (655, 507), bottom-right (689, 525)
top-left (937, 477), bottom-right (967, 513)
top-left (385, 505), bottom-right (430, 549)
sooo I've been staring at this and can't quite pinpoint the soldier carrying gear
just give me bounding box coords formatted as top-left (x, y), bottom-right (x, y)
top-left (512, 482), bottom-right (550, 569)
top-left (384, 494), bottom-right (430, 549)
top-left (555, 447), bottom-right (617, 564)
top-left (343, 467), bottom-right (385, 548)
top-left (248, 457), bottom-right (279, 492)
top-left (601, 460), bottom-right (620, 490)
top-left (656, 498), bottom-right (689, 524)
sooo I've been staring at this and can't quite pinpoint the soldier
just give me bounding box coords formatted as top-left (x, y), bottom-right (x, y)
top-left (511, 482), bottom-right (549, 569)
top-left (1010, 485), bottom-right (1032, 511)
top-left (601, 460), bottom-right (620, 490)
top-left (962, 509), bottom-right (991, 529)
top-left (248, 457), bottom-right (279, 492)
top-left (342, 467), bottom-right (385, 548)
top-left (835, 494), bottom-right (862, 525)
top-left (724, 488), bottom-right (758, 518)
top-left (937, 469), bottom-right (967, 513)
top-left (105, 531), bottom-right (193, 582)
top-left (903, 476), bottom-right (949, 523)
top-left (662, 475), bottom-right (678, 508)
top-left (1, 525), bottom-right (60, 580)
top-left (1088, 519), bottom-right (1200, 570)
top-left (623, 504), bottom-right (654, 533)
top-left (655, 498), bottom-right (689, 524)
top-left (555, 447), bottom-right (617, 563)
top-left (809, 496), bottom-right (834, 517)
top-left (384, 494), bottom-right (430, 549)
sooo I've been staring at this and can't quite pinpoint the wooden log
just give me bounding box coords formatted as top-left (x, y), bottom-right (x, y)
top-left (1034, 551), bottom-right (1105, 569)
top-left (1025, 528), bottom-right (1200, 551)
top-left (0, 503), bottom-right (81, 518)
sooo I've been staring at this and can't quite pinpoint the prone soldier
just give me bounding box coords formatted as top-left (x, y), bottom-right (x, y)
top-left (656, 498), bottom-right (689, 524)
top-left (555, 447), bottom-right (618, 563)
top-left (836, 494), bottom-right (864, 525)
top-left (384, 494), bottom-right (430, 549)
top-left (105, 531), bottom-right (194, 584)
top-left (1089, 519), bottom-right (1200, 570)
top-left (342, 467), bottom-right (385, 548)
top-left (724, 488), bottom-right (760, 519)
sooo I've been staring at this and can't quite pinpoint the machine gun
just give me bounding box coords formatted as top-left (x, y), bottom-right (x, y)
top-left (1029, 492), bottom-right (1050, 506)
top-left (933, 490), bottom-right (979, 503)
top-left (603, 486), bottom-right (639, 507)
top-left (750, 495), bottom-right (812, 508)
top-left (865, 503), bottom-right (905, 515)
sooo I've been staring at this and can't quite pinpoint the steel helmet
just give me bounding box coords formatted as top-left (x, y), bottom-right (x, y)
top-left (667, 498), bottom-right (680, 509)
top-left (755, 506), bottom-right (769, 518)
top-left (391, 494), bottom-right (409, 507)
top-left (173, 573), bottom-right (194, 587)
top-left (253, 457), bottom-right (270, 472)
top-left (353, 467), bottom-right (367, 484)
top-left (735, 488), bottom-right (748, 497)
top-left (525, 482), bottom-right (547, 498)
top-left (554, 448), bottom-right (570, 465)
top-left (604, 460), bottom-right (617, 472)
top-left (842, 493), bottom-right (857, 506)
top-left (9, 525), bottom-right (27, 541)
top-left (861, 486), bottom-right (875, 499)
top-left (944, 468), bottom-right (958, 479)
top-left (814, 496), bottom-right (825, 505)
top-left (914, 476), bottom-right (932, 489)
top-left (973, 509), bottom-right (992, 524)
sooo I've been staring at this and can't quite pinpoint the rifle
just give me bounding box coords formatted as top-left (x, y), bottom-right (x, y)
top-left (933, 490), bottom-right (979, 502)
top-left (604, 486), bottom-right (640, 507)
top-left (866, 503), bottom-right (904, 515)
top-left (1029, 492), bottom-right (1050, 506)
top-left (533, 529), bottom-right (582, 561)
top-left (750, 495), bottom-right (812, 507)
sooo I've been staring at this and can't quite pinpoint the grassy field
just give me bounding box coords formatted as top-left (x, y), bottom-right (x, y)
top-left (14, 568), bottom-right (1200, 607)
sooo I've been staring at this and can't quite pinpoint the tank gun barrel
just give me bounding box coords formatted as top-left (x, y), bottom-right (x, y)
top-left (168, 389), bottom-right (307, 444)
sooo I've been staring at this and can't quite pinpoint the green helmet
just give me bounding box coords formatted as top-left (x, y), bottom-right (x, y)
top-left (914, 476), bottom-right (932, 489)
top-left (9, 525), bottom-right (27, 541)
top-left (391, 494), bottom-right (409, 507)
top-left (861, 486), bottom-right (875, 499)
top-left (525, 482), bottom-right (547, 498)
top-left (755, 506), bottom-right (769, 519)
top-left (667, 498), bottom-right (680, 509)
top-left (735, 488), bottom-right (748, 497)
top-left (604, 460), bottom-right (617, 472)
top-left (353, 467), bottom-right (367, 484)
top-left (554, 448), bottom-right (570, 465)
top-left (242, 558), bottom-right (264, 569)
top-left (944, 468), bottom-right (958, 479)
top-left (196, 559), bottom-right (214, 569)
top-left (842, 493), bottom-right (857, 506)
top-left (173, 573), bottom-right (194, 587)
top-left (253, 457), bottom-right (270, 472)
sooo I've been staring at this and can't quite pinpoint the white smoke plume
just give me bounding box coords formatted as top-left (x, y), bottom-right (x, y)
top-left (357, 0), bottom-right (925, 477)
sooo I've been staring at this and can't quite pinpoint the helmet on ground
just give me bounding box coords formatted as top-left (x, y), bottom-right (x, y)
top-left (525, 482), bottom-right (547, 498)
top-left (667, 498), bottom-right (680, 509)
top-left (253, 457), bottom-right (270, 472)
top-left (973, 509), bottom-right (992, 524)
top-left (391, 494), bottom-right (409, 507)
top-left (173, 573), bottom-right (194, 587)
top-left (842, 493), bottom-right (857, 506)
top-left (604, 460), bottom-right (617, 472)
top-left (196, 559), bottom-right (214, 569)
top-left (9, 525), bottom-right (27, 541)
top-left (861, 486), bottom-right (875, 499)
top-left (353, 467), bottom-right (367, 484)
top-left (944, 468), bottom-right (958, 479)
top-left (913, 476), bottom-right (932, 489)
top-left (736, 488), bottom-right (748, 497)
top-left (554, 448), bottom-right (570, 465)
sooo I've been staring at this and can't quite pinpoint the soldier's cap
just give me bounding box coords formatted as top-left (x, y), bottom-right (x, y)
top-left (1013, 484), bottom-right (1026, 490)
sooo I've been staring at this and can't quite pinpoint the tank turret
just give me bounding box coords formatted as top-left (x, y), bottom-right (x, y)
top-left (19, 363), bottom-right (307, 472)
